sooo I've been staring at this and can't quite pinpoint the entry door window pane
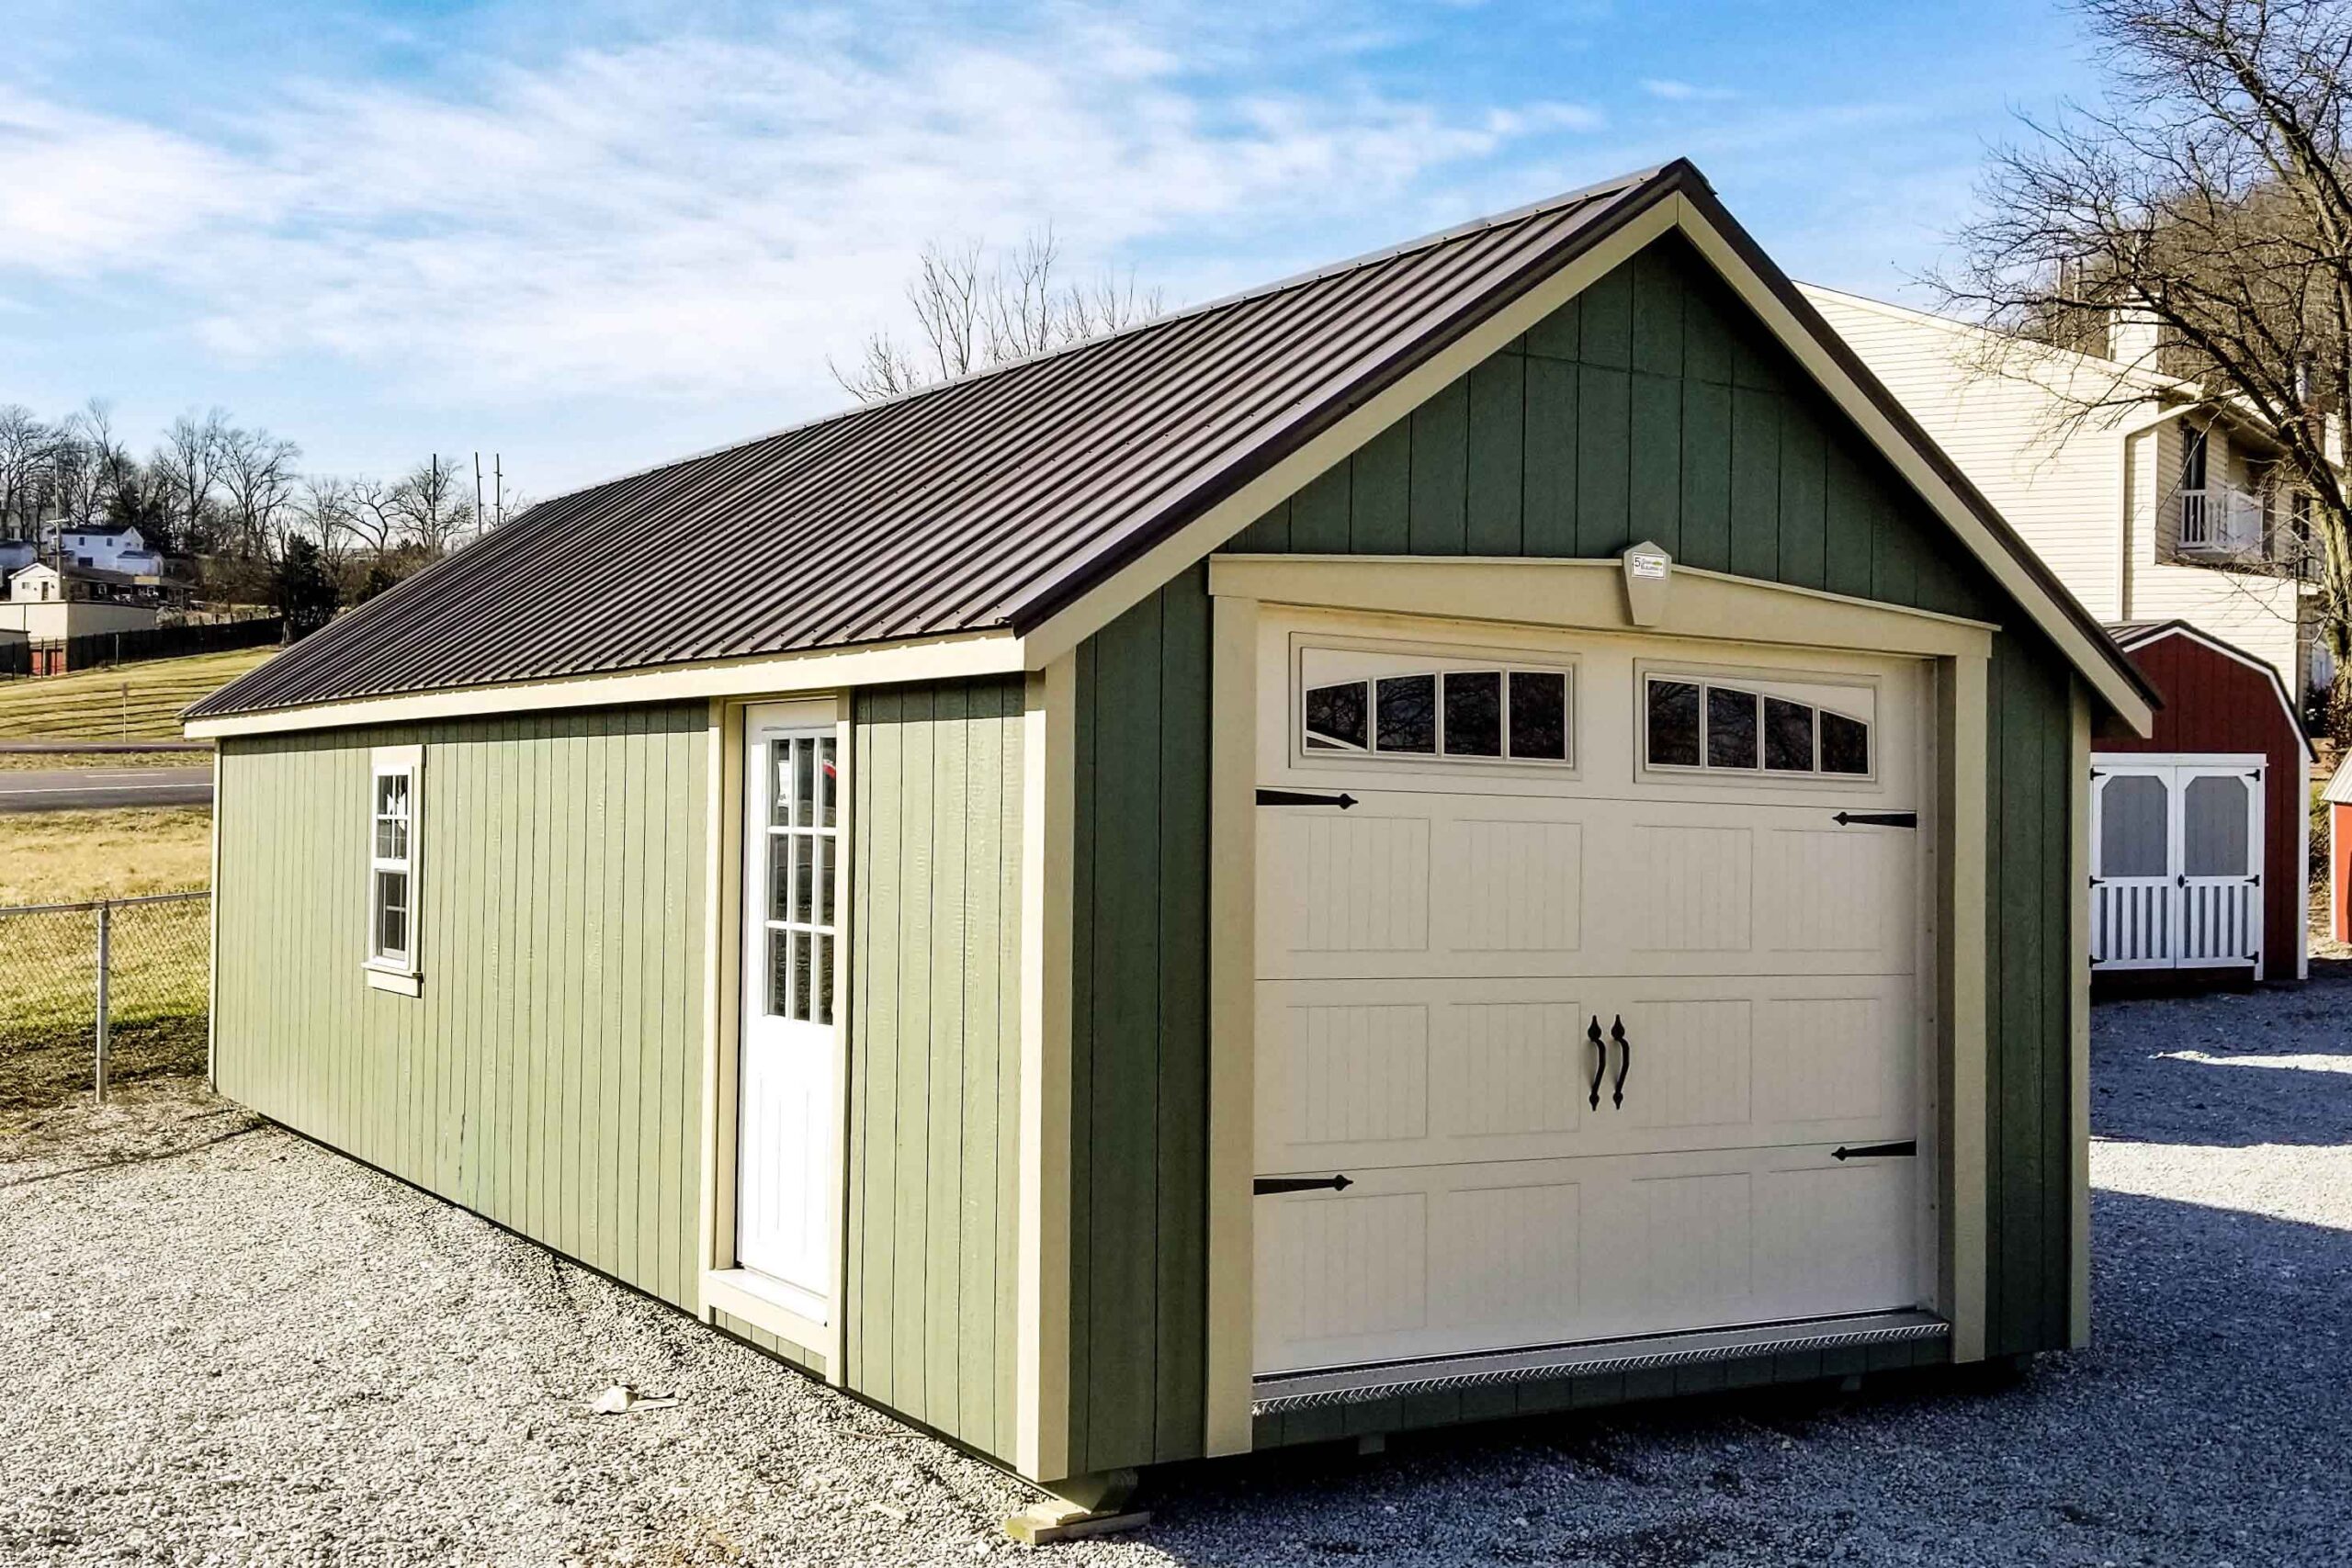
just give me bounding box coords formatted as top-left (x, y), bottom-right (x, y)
top-left (761, 731), bottom-right (841, 1027)
top-left (2183, 775), bottom-right (2251, 876)
top-left (2099, 774), bottom-right (2169, 877)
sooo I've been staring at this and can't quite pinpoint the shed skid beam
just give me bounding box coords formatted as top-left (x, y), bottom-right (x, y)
top-left (1001, 1470), bottom-right (1148, 1546)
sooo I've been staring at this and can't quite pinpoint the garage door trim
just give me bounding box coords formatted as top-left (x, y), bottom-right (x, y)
top-left (1202, 547), bottom-right (2001, 1458)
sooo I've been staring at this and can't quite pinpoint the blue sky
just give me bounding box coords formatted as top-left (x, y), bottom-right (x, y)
top-left (0, 0), bottom-right (2103, 500)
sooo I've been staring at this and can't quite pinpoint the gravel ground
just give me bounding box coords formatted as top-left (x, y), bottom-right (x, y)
top-left (6, 978), bottom-right (2351, 1567)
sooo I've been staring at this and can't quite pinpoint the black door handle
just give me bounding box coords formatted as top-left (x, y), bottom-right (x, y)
top-left (1586, 1015), bottom-right (1606, 1110)
top-left (1610, 1015), bottom-right (1631, 1108)
top-left (1830, 1140), bottom-right (1917, 1160)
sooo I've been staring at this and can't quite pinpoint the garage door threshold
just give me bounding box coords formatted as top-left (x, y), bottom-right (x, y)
top-left (1251, 1310), bottom-right (1951, 1416)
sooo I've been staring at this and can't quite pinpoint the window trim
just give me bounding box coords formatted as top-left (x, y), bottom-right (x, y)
top-left (363, 744), bottom-right (424, 994)
top-left (1635, 663), bottom-right (1880, 787)
top-left (1293, 635), bottom-right (1579, 773)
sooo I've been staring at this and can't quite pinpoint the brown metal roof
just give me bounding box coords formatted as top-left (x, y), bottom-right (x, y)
top-left (190, 164), bottom-right (1687, 718)
top-left (191, 157), bottom-right (2156, 720)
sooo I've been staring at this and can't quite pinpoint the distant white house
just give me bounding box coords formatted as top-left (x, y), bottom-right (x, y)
top-left (1802, 284), bottom-right (2326, 700)
top-left (41, 522), bottom-right (165, 577)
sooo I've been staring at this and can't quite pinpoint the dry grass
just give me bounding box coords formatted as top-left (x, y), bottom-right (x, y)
top-left (0, 809), bottom-right (212, 1111)
top-left (0, 647), bottom-right (276, 741)
top-left (0, 749), bottom-right (209, 771)
top-left (0, 807), bottom-right (212, 907)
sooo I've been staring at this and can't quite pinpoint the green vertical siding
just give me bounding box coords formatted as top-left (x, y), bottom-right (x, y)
top-left (213, 704), bottom-right (708, 1312)
top-left (844, 677), bottom-right (1024, 1462)
top-left (1066, 231), bottom-right (2084, 1469)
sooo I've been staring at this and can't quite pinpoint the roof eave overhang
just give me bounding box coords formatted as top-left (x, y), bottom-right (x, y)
top-left (182, 627), bottom-right (1027, 739)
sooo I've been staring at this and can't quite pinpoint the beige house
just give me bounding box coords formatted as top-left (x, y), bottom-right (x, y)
top-left (0, 561), bottom-right (165, 640)
top-left (1801, 285), bottom-right (2324, 699)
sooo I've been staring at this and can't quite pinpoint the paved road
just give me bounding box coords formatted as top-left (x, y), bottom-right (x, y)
top-left (0, 767), bottom-right (212, 812)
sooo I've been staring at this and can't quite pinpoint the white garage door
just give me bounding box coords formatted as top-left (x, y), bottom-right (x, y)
top-left (1252, 615), bottom-right (1930, 1377)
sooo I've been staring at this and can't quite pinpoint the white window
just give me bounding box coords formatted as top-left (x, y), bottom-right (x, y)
top-left (366, 746), bottom-right (423, 993)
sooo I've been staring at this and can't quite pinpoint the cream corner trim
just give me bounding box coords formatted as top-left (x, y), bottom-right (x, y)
top-left (184, 632), bottom-right (1023, 739)
top-left (1203, 592), bottom-right (1261, 1458)
top-left (1941, 653), bottom-right (1990, 1363)
top-left (2068, 683), bottom-right (2093, 1348)
top-left (1015, 656), bottom-right (1076, 1483)
top-left (1205, 554), bottom-right (1996, 660)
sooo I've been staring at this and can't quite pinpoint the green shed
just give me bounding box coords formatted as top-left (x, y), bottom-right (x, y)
top-left (187, 161), bottom-right (2156, 1520)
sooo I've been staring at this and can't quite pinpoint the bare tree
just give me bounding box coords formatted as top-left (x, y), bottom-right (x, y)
top-left (393, 455), bottom-right (476, 558)
top-left (296, 474), bottom-right (357, 571)
top-left (51, 400), bottom-right (128, 529)
top-left (153, 408), bottom-right (231, 554)
top-left (0, 406), bottom-right (58, 541)
top-left (217, 423), bottom-right (303, 558)
top-left (1935, 0), bottom-right (2352, 686)
top-left (831, 227), bottom-right (1164, 401)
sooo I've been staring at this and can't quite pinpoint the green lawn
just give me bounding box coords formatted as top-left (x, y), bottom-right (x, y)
top-left (0, 646), bottom-right (276, 741)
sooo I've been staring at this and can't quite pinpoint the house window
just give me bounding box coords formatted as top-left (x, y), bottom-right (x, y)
top-left (1304, 662), bottom-right (1574, 764)
top-left (366, 747), bottom-right (423, 990)
top-left (1645, 676), bottom-right (1871, 779)
top-left (2182, 426), bottom-right (2209, 491)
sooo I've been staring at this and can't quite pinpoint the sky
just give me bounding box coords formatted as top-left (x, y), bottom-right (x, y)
top-left (0, 0), bottom-right (2109, 502)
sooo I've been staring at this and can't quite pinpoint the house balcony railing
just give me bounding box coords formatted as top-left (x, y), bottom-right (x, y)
top-left (2177, 486), bottom-right (2267, 556)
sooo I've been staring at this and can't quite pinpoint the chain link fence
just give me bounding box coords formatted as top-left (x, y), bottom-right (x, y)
top-left (0, 891), bottom-right (209, 1111)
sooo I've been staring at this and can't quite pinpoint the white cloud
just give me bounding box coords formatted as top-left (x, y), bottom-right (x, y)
top-left (0, 12), bottom-right (1602, 404)
top-left (1640, 78), bottom-right (1738, 103)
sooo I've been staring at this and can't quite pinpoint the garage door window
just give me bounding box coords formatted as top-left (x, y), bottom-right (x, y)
top-left (1304, 662), bottom-right (1573, 764)
top-left (1645, 676), bottom-right (1871, 779)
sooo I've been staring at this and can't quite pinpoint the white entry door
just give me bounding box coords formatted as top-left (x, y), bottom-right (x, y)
top-left (735, 708), bottom-right (842, 1322)
top-left (2090, 756), bottom-right (2263, 971)
top-left (1251, 617), bottom-right (1930, 1377)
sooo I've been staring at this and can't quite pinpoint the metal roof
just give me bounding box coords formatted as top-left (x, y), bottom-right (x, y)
top-left (191, 157), bottom-right (2156, 722)
top-left (191, 164), bottom-right (1685, 718)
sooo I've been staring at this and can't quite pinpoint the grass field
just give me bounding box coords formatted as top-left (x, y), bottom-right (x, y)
top-left (0, 807), bottom-right (212, 906)
top-left (0, 750), bottom-right (205, 771)
top-left (0, 646), bottom-right (276, 741)
top-left (0, 807), bottom-right (213, 1114)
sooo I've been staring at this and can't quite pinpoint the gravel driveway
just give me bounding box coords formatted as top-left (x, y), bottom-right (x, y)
top-left (6, 976), bottom-right (2351, 1567)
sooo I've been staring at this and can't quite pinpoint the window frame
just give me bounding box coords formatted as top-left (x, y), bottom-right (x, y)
top-left (363, 744), bottom-right (424, 995)
top-left (1293, 636), bottom-right (1579, 773)
top-left (1634, 664), bottom-right (1881, 787)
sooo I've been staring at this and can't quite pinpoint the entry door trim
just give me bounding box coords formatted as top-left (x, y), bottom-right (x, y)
top-left (698, 694), bottom-right (853, 1378)
top-left (1201, 569), bottom-right (2000, 1458)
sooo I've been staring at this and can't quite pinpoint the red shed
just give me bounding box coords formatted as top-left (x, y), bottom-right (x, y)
top-left (2092, 621), bottom-right (2312, 985)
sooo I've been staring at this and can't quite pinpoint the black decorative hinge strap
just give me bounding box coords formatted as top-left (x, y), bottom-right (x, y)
top-left (1254, 1174), bottom-right (1354, 1195)
top-left (1256, 788), bottom-right (1359, 809)
top-left (1831, 811), bottom-right (1918, 829)
top-left (1830, 1140), bottom-right (1919, 1160)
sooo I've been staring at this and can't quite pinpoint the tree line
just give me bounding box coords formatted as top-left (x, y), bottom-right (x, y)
top-left (0, 400), bottom-right (506, 616)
